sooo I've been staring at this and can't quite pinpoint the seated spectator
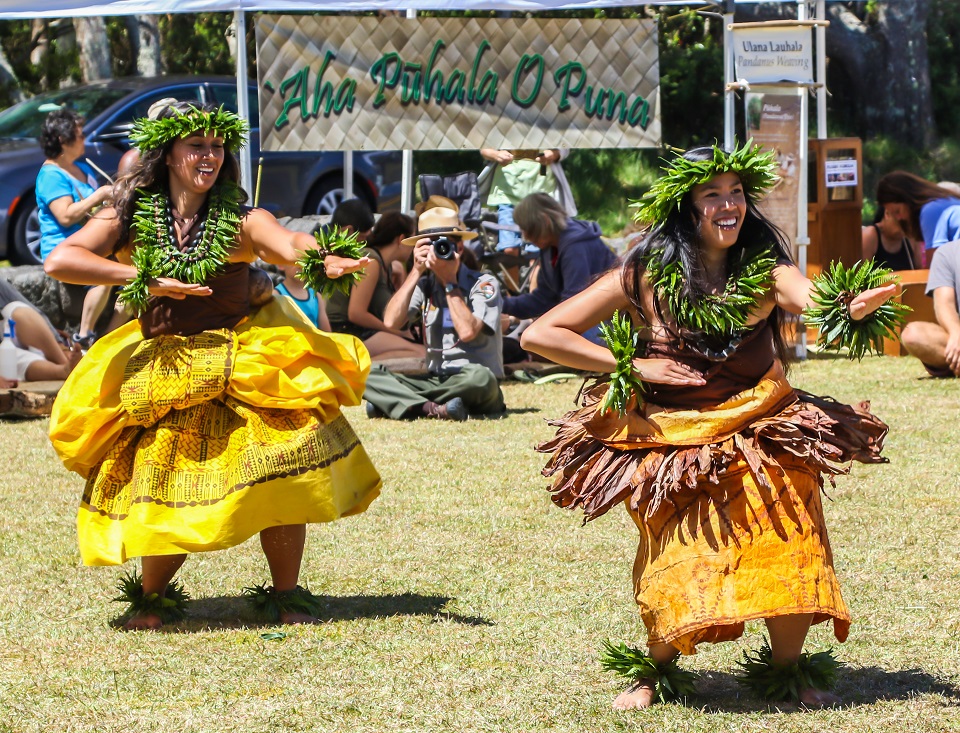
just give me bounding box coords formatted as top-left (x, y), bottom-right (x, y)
top-left (939, 181), bottom-right (960, 197)
top-left (877, 172), bottom-right (960, 253)
top-left (862, 205), bottom-right (922, 270)
top-left (480, 147), bottom-right (576, 290)
top-left (36, 107), bottom-right (118, 348)
top-left (504, 192), bottom-right (618, 343)
top-left (275, 262), bottom-right (331, 331)
top-left (326, 211), bottom-right (425, 360)
top-left (330, 197), bottom-right (375, 242)
top-left (0, 278), bottom-right (81, 383)
top-left (366, 206), bottom-right (505, 420)
top-left (900, 241), bottom-right (960, 378)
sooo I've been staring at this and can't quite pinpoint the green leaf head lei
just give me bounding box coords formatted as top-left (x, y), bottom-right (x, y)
top-left (129, 104), bottom-right (249, 154)
top-left (632, 140), bottom-right (779, 226)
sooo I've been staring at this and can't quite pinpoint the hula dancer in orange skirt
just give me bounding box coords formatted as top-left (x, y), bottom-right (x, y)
top-left (521, 143), bottom-right (905, 709)
top-left (45, 101), bottom-right (381, 630)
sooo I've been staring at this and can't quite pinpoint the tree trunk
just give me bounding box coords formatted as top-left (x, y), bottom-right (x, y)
top-left (826, 1), bottom-right (934, 148)
top-left (738, 1), bottom-right (935, 150)
top-left (74, 17), bottom-right (113, 83)
top-left (0, 45), bottom-right (24, 103)
top-left (126, 15), bottom-right (161, 77)
top-left (30, 19), bottom-right (50, 90)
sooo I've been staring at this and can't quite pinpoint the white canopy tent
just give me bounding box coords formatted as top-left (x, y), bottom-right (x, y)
top-left (0, 0), bottom-right (832, 216)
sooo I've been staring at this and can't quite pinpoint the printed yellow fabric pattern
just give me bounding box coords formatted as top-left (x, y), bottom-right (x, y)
top-left (50, 296), bottom-right (381, 566)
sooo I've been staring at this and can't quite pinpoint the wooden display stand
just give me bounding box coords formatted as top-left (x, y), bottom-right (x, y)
top-left (805, 138), bottom-right (863, 278)
top-left (882, 269), bottom-right (936, 356)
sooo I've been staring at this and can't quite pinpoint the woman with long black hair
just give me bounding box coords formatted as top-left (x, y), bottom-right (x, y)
top-left (523, 144), bottom-right (898, 709)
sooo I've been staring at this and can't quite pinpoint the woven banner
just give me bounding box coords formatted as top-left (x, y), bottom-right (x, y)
top-left (256, 15), bottom-right (660, 151)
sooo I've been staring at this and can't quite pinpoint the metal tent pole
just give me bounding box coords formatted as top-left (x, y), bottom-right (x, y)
top-left (400, 8), bottom-right (417, 213)
top-left (816, 0), bottom-right (827, 138)
top-left (233, 10), bottom-right (252, 194)
top-left (723, 1), bottom-right (736, 149)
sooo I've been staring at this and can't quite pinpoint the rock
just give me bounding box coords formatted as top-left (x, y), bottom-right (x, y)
top-left (0, 265), bottom-right (115, 333)
top-left (0, 386), bottom-right (57, 417)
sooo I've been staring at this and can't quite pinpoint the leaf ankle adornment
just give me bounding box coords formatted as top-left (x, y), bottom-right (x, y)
top-left (600, 639), bottom-right (699, 703)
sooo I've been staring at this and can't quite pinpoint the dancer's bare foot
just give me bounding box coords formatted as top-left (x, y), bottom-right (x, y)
top-left (122, 612), bottom-right (163, 631)
top-left (279, 610), bottom-right (321, 625)
top-left (612, 679), bottom-right (657, 710)
top-left (799, 687), bottom-right (841, 708)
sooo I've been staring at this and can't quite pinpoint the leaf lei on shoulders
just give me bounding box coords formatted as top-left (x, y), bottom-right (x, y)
top-left (646, 245), bottom-right (777, 339)
top-left (118, 181), bottom-right (244, 314)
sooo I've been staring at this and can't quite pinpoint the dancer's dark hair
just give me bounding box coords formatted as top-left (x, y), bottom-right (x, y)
top-left (621, 146), bottom-right (795, 366)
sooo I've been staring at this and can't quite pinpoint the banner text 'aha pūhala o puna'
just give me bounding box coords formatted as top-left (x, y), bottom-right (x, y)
top-left (256, 15), bottom-right (661, 151)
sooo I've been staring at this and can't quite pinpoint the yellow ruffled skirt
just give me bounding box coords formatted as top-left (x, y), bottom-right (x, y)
top-left (50, 296), bottom-right (381, 566)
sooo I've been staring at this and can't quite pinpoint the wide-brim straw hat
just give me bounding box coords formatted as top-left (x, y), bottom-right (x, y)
top-left (401, 206), bottom-right (478, 246)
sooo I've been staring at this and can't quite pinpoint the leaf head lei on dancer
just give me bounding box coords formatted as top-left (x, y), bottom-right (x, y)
top-left (599, 141), bottom-right (907, 414)
top-left (118, 104), bottom-right (364, 313)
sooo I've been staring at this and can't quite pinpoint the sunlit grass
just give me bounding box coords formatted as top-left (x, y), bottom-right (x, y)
top-left (0, 354), bottom-right (957, 732)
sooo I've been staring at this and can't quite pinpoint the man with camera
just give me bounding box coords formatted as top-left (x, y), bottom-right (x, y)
top-left (362, 206), bottom-right (506, 421)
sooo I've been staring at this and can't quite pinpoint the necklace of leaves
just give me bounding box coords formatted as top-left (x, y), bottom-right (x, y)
top-left (118, 181), bottom-right (243, 314)
top-left (645, 245), bottom-right (777, 342)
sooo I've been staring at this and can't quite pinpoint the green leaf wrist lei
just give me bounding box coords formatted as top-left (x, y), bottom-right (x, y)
top-left (297, 225), bottom-right (368, 298)
top-left (804, 259), bottom-right (909, 359)
top-left (598, 310), bottom-right (646, 416)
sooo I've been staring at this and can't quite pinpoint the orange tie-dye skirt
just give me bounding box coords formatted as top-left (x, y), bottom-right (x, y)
top-left (538, 363), bottom-right (888, 654)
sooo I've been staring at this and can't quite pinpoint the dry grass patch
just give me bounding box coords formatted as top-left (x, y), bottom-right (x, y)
top-left (0, 356), bottom-right (958, 732)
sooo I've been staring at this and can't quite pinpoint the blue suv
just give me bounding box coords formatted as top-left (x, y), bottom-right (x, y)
top-left (0, 75), bottom-right (402, 264)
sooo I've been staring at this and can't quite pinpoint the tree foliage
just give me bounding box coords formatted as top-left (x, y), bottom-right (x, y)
top-left (0, 4), bottom-right (958, 233)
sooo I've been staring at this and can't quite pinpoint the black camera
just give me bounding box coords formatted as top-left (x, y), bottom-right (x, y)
top-left (431, 236), bottom-right (457, 260)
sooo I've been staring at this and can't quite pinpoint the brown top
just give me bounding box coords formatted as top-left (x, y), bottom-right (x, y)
top-left (642, 320), bottom-right (776, 409)
top-left (139, 208), bottom-right (250, 338)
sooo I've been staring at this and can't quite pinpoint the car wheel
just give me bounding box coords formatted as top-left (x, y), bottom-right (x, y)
top-left (303, 177), bottom-right (375, 217)
top-left (12, 194), bottom-right (41, 265)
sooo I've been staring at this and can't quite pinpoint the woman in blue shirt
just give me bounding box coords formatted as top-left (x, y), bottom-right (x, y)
top-left (877, 171), bottom-right (960, 257)
top-left (36, 108), bottom-right (114, 346)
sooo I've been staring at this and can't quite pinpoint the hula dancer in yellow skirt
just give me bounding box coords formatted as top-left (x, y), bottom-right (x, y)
top-left (521, 143), bottom-right (906, 709)
top-left (45, 101), bottom-right (381, 630)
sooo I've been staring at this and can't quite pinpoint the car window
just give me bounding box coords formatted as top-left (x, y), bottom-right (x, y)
top-left (0, 87), bottom-right (129, 139)
top-left (123, 85), bottom-right (206, 121)
top-left (210, 84), bottom-right (260, 129)
top-left (102, 84), bottom-right (206, 132)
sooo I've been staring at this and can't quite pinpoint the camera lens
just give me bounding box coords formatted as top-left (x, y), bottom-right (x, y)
top-left (432, 236), bottom-right (456, 260)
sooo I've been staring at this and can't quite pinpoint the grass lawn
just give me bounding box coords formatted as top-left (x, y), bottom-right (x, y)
top-left (0, 354), bottom-right (958, 732)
